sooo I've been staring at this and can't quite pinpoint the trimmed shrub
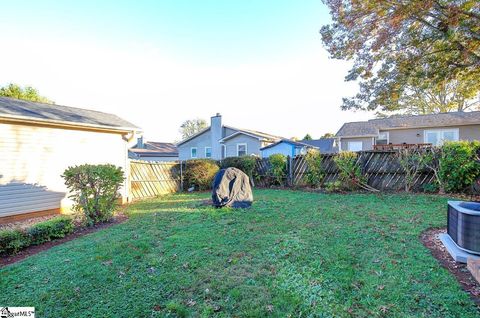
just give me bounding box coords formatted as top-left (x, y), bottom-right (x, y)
top-left (183, 159), bottom-right (220, 191)
top-left (219, 156), bottom-right (258, 181)
top-left (63, 164), bottom-right (125, 225)
top-left (268, 154), bottom-right (287, 185)
top-left (438, 141), bottom-right (480, 193)
top-left (304, 149), bottom-right (324, 188)
top-left (27, 216), bottom-right (74, 245)
top-left (0, 229), bottom-right (29, 255)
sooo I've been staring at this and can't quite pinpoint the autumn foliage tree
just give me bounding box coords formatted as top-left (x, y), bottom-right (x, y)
top-left (321, 0), bottom-right (480, 114)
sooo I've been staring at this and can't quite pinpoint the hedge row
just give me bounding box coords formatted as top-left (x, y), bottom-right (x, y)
top-left (182, 156), bottom-right (288, 190)
top-left (0, 216), bottom-right (74, 255)
top-left (181, 141), bottom-right (480, 195)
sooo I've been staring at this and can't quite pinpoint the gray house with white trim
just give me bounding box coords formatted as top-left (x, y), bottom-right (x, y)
top-left (177, 114), bottom-right (281, 160)
top-left (336, 111), bottom-right (480, 151)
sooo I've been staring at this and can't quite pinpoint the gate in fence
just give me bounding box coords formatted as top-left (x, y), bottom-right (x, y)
top-left (129, 160), bottom-right (180, 200)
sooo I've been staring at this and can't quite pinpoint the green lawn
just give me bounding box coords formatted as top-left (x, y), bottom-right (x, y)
top-left (0, 190), bottom-right (478, 317)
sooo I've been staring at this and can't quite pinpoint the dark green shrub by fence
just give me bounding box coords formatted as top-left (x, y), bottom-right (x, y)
top-left (268, 154), bottom-right (287, 185)
top-left (0, 229), bottom-right (29, 255)
top-left (63, 164), bottom-right (125, 225)
top-left (438, 141), bottom-right (480, 193)
top-left (27, 216), bottom-right (74, 245)
top-left (219, 156), bottom-right (258, 181)
top-left (183, 159), bottom-right (219, 191)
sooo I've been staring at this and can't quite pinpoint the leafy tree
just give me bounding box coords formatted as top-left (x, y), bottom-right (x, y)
top-left (321, 133), bottom-right (335, 138)
top-left (0, 83), bottom-right (53, 104)
top-left (376, 79), bottom-right (479, 117)
top-left (303, 134), bottom-right (313, 140)
top-left (179, 118), bottom-right (208, 140)
top-left (321, 0), bottom-right (480, 113)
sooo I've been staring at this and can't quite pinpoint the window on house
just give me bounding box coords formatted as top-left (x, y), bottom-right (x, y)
top-left (424, 129), bottom-right (459, 146)
top-left (205, 147), bottom-right (212, 158)
top-left (191, 147), bottom-right (197, 158)
top-left (376, 132), bottom-right (389, 145)
top-left (237, 143), bottom-right (247, 156)
top-left (347, 141), bottom-right (363, 152)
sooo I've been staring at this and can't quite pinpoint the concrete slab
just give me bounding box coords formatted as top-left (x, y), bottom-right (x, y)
top-left (467, 258), bottom-right (480, 284)
top-left (439, 233), bottom-right (480, 264)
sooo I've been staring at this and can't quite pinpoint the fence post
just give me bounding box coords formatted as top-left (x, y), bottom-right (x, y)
top-left (287, 155), bottom-right (293, 187)
top-left (180, 160), bottom-right (184, 192)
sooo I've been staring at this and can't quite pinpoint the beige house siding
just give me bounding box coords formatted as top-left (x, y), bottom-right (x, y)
top-left (340, 137), bottom-right (374, 151)
top-left (0, 122), bottom-right (129, 218)
top-left (382, 124), bottom-right (480, 145)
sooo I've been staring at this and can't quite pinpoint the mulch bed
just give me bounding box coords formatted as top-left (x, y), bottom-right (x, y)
top-left (0, 214), bottom-right (128, 268)
top-left (421, 228), bottom-right (480, 306)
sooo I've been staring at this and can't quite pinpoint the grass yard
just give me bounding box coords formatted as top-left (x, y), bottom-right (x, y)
top-left (0, 189), bottom-right (478, 317)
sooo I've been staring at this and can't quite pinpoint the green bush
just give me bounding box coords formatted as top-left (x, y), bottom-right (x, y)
top-left (63, 164), bottom-right (125, 225)
top-left (333, 151), bottom-right (363, 190)
top-left (220, 156), bottom-right (258, 181)
top-left (422, 183), bottom-right (439, 193)
top-left (269, 154), bottom-right (287, 185)
top-left (27, 216), bottom-right (74, 245)
top-left (304, 149), bottom-right (324, 188)
top-left (324, 180), bottom-right (342, 192)
top-left (183, 159), bottom-right (219, 191)
top-left (438, 141), bottom-right (480, 193)
top-left (0, 229), bottom-right (29, 255)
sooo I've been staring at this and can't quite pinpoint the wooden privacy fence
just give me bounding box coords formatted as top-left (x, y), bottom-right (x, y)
top-left (256, 151), bottom-right (436, 191)
top-left (129, 160), bottom-right (180, 200)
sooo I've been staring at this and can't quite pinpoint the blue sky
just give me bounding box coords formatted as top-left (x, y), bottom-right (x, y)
top-left (0, 1), bottom-right (372, 141)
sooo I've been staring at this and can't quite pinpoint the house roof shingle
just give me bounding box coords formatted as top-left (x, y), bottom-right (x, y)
top-left (130, 142), bottom-right (178, 157)
top-left (336, 111), bottom-right (480, 137)
top-left (300, 138), bottom-right (337, 153)
top-left (0, 96), bottom-right (140, 131)
top-left (177, 125), bottom-right (282, 146)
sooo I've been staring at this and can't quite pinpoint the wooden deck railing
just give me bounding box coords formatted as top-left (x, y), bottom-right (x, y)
top-left (373, 143), bottom-right (432, 151)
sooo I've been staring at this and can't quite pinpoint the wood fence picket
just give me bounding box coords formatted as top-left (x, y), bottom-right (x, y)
top-left (129, 160), bottom-right (180, 200)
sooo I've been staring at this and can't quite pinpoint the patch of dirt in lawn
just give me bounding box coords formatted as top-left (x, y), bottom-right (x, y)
top-left (0, 213), bottom-right (128, 268)
top-left (421, 228), bottom-right (480, 306)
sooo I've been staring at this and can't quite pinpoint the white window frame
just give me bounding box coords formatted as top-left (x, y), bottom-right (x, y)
top-left (205, 147), bottom-right (212, 158)
top-left (347, 141), bottom-right (363, 152)
top-left (221, 144), bottom-right (226, 159)
top-left (424, 128), bottom-right (459, 146)
top-left (191, 147), bottom-right (197, 158)
top-left (376, 131), bottom-right (389, 144)
top-left (237, 143), bottom-right (247, 156)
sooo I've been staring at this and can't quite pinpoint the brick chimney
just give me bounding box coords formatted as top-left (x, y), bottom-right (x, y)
top-left (210, 113), bottom-right (222, 159)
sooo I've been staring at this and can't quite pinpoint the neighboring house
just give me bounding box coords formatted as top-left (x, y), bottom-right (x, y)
top-left (0, 96), bottom-right (140, 222)
top-left (177, 113), bottom-right (281, 160)
top-left (300, 138), bottom-right (338, 154)
top-left (261, 138), bottom-right (339, 158)
top-left (336, 111), bottom-right (480, 151)
top-left (260, 139), bottom-right (316, 157)
top-left (129, 137), bottom-right (178, 162)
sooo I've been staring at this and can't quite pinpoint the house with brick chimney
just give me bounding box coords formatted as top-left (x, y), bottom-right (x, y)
top-left (177, 113), bottom-right (282, 160)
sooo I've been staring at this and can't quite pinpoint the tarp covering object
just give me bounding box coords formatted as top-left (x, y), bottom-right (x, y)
top-left (211, 167), bottom-right (253, 208)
